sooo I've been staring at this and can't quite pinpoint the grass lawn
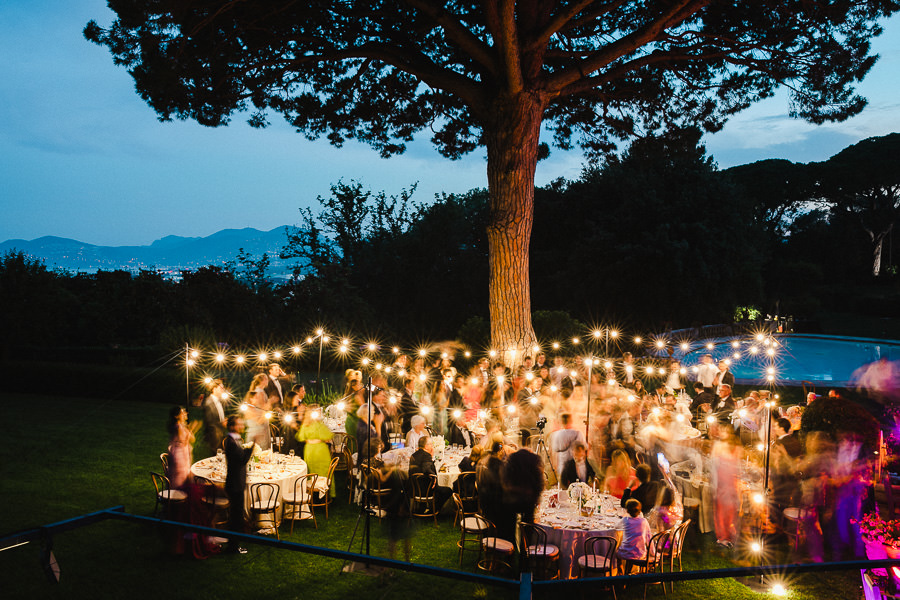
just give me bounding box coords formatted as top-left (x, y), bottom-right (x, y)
top-left (0, 394), bottom-right (864, 599)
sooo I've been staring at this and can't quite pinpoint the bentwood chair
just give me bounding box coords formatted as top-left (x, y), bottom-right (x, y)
top-left (477, 518), bottom-right (514, 576)
top-left (452, 494), bottom-right (488, 566)
top-left (579, 535), bottom-right (619, 599)
top-left (194, 475), bottom-right (230, 528)
top-left (360, 464), bottom-right (391, 519)
top-left (159, 452), bottom-right (170, 473)
top-left (282, 473), bottom-right (318, 533)
top-left (310, 456), bottom-right (340, 519)
top-left (150, 471), bottom-right (187, 518)
top-left (453, 472), bottom-right (479, 528)
top-left (343, 446), bottom-right (358, 504)
top-left (635, 530), bottom-right (671, 600)
top-left (249, 482), bottom-right (281, 539)
top-left (409, 473), bottom-right (438, 524)
top-left (666, 520), bottom-right (692, 593)
top-left (520, 521), bottom-right (560, 580)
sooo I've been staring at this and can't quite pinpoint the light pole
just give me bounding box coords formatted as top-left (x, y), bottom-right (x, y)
top-left (314, 328), bottom-right (328, 400)
top-left (584, 357), bottom-right (594, 442)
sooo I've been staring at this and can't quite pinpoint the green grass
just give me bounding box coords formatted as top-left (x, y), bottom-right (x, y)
top-left (0, 394), bottom-right (863, 599)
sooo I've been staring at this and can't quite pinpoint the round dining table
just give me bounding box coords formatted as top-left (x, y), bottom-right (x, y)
top-left (191, 452), bottom-right (308, 525)
top-left (535, 489), bottom-right (627, 579)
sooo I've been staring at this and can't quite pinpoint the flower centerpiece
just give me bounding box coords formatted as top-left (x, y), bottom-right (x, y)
top-left (567, 481), bottom-right (594, 510)
top-left (855, 512), bottom-right (900, 559)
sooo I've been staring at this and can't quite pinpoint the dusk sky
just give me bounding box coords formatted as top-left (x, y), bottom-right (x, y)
top-left (2, 1), bottom-right (899, 248)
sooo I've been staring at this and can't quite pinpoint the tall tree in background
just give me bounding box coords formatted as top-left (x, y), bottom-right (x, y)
top-left (86, 1), bottom-right (898, 362)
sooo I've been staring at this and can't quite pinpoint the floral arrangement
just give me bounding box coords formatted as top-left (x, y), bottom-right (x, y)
top-left (567, 481), bottom-right (594, 506)
top-left (855, 512), bottom-right (900, 548)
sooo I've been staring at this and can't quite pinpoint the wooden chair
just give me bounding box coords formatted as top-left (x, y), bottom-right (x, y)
top-left (343, 446), bottom-right (358, 504)
top-left (452, 494), bottom-right (488, 566)
top-left (269, 424), bottom-right (283, 453)
top-left (150, 471), bottom-right (186, 518)
top-left (454, 472), bottom-right (479, 528)
top-left (282, 473), bottom-right (318, 533)
top-left (249, 482), bottom-right (281, 539)
top-left (409, 473), bottom-right (438, 524)
top-left (159, 452), bottom-right (170, 473)
top-left (310, 456), bottom-right (340, 519)
top-left (194, 474), bottom-right (230, 528)
top-left (638, 530), bottom-right (671, 600)
top-left (477, 518), bottom-right (514, 576)
top-left (667, 519), bottom-right (692, 591)
top-left (520, 521), bottom-right (560, 580)
top-left (579, 535), bottom-right (619, 599)
top-left (360, 464), bottom-right (391, 518)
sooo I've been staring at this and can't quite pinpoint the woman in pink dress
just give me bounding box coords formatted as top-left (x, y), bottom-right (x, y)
top-left (463, 371), bottom-right (484, 422)
top-left (166, 406), bottom-right (200, 490)
top-left (710, 424), bottom-right (742, 547)
top-left (604, 449), bottom-right (635, 499)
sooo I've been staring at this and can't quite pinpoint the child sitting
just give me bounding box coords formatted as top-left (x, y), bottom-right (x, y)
top-left (617, 498), bottom-right (651, 573)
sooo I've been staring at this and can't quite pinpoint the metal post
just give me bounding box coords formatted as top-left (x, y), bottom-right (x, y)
top-left (316, 335), bottom-right (324, 400)
top-left (585, 359), bottom-right (592, 442)
top-left (185, 343), bottom-right (190, 407)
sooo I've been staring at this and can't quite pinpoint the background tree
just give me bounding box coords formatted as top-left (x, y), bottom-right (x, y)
top-left (85, 1), bottom-right (898, 364)
top-left (812, 133), bottom-right (900, 277)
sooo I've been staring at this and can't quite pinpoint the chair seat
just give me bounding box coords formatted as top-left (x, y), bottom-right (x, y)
top-left (251, 500), bottom-right (280, 511)
top-left (282, 492), bottom-right (309, 504)
top-left (313, 480), bottom-right (330, 493)
top-left (528, 544), bottom-right (559, 558)
top-left (578, 554), bottom-right (613, 570)
top-left (483, 538), bottom-right (514, 554)
top-left (461, 517), bottom-right (489, 532)
top-left (159, 489), bottom-right (187, 502)
top-left (783, 506), bottom-right (802, 520)
top-left (201, 495), bottom-right (230, 507)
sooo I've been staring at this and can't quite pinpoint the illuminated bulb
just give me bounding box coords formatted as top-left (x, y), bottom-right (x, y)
top-left (385, 367), bottom-right (392, 373)
top-left (216, 353), bottom-right (225, 362)
top-left (190, 350), bottom-right (199, 359)
top-left (552, 342), bottom-right (560, 350)
top-left (398, 369), bottom-right (407, 377)
top-left (604, 361), bottom-right (612, 370)
top-left (774, 394), bottom-right (780, 400)
top-left (569, 370), bottom-right (578, 378)
top-left (478, 410), bottom-right (487, 419)
top-left (283, 414), bottom-right (293, 424)
top-left (738, 409), bottom-right (747, 418)
top-left (572, 337), bottom-right (580, 345)
top-left (607, 379), bottom-right (616, 386)
top-left (652, 407), bottom-right (661, 416)
top-left (757, 443), bottom-right (765, 452)
top-left (306, 337), bottom-right (313, 344)
top-left (593, 330), bottom-right (602, 338)
top-left (308, 410), bottom-right (319, 420)
top-left (368, 343), bottom-right (377, 352)
top-left (763, 338), bottom-right (771, 347)
top-left (336, 401), bottom-right (346, 411)
top-left (749, 346), bottom-right (759, 354)
top-left (258, 353), bottom-right (267, 362)
top-left (610, 330), bottom-right (618, 338)
top-left (691, 366), bottom-right (699, 373)
top-left (221, 392), bottom-right (229, 399)
top-left (361, 357), bottom-right (370, 365)
top-left (634, 337), bottom-right (642, 344)
top-left (506, 404), bottom-right (516, 414)
top-left (375, 362), bottom-right (382, 370)
top-left (322, 336), bottom-right (330, 343)
top-left (706, 415), bottom-right (716, 424)
top-left (584, 358), bottom-right (593, 367)
top-left (525, 372), bottom-right (534, 381)
top-left (625, 365), bottom-right (633, 374)
top-left (658, 368), bottom-right (666, 375)
top-left (452, 409), bottom-right (462, 419)
top-left (265, 411), bottom-right (272, 420)
top-left (770, 584), bottom-right (786, 596)
top-left (236, 355), bottom-right (245, 364)
top-left (679, 368), bottom-right (687, 375)
top-left (464, 351), bottom-right (472, 358)
top-left (766, 348), bottom-right (775, 357)
top-left (767, 374), bottom-right (775, 382)
top-left (530, 397), bottom-right (538, 405)
top-left (706, 343), bottom-right (714, 350)
top-left (767, 367), bottom-right (775, 375)
top-left (186, 359), bottom-right (195, 367)
top-left (732, 341), bottom-right (740, 348)
top-left (273, 351), bottom-right (282, 360)
top-left (496, 375), bottom-right (505, 385)
top-left (724, 359), bottom-right (732, 366)
top-left (680, 343), bottom-right (689, 351)
top-left (342, 338), bottom-right (350, 346)
top-left (646, 366), bottom-right (655, 375)
top-left (756, 334), bottom-right (765, 341)
top-left (656, 340), bottom-right (665, 349)
top-left (421, 405), bottom-right (431, 415)
top-left (316, 328), bottom-right (324, 336)
top-left (733, 352), bottom-right (741, 359)
top-left (203, 377), bottom-right (213, 385)
top-left (419, 373), bottom-right (427, 381)
top-left (469, 377), bottom-right (479, 386)
top-left (389, 396), bottom-right (397, 404)
top-left (339, 345), bottom-right (348, 353)
top-left (532, 346), bottom-right (540, 353)
top-left (240, 403), bottom-right (248, 412)
top-left (489, 350), bottom-right (497, 357)
top-left (627, 395), bottom-right (635, 402)
top-left (676, 414), bottom-right (685, 423)
top-left (753, 492), bottom-right (764, 505)
top-left (442, 352), bottom-right (449, 359)
top-left (392, 347), bottom-right (399, 354)
top-left (751, 541), bottom-right (761, 553)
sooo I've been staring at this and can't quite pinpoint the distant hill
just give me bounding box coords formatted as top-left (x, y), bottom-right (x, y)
top-left (0, 227), bottom-right (297, 279)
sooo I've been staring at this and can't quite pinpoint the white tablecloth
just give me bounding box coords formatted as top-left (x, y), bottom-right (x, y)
top-left (191, 453), bottom-right (308, 522)
top-left (536, 490), bottom-right (627, 578)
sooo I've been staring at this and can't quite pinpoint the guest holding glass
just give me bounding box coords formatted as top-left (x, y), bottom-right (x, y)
top-left (296, 405), bottom-right (336, 498)
top-left (167, 405), bottom-right (200, 490)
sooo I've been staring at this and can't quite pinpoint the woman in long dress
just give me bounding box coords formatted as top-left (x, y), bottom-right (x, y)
top-left (166, 405), bottom-right (200, 490)
top-left (296, 406), bottom-right (335, 497)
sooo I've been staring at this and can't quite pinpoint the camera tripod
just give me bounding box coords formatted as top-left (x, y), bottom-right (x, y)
top-left (531, 429), bottom-right (557, 483)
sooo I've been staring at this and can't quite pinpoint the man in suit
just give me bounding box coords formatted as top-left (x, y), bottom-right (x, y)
top-left (689, 381), bottom-right (717, 424)
top-left (203, 379), bottom-right (229, 455)
top-left (696, 353), bottom-right (718, 392)
top-left (398, 374), bottom-right (419, 435)
top-left (709, 383), bottom-right (737, 425)
top-left (224, 416), bottom-right (254, 554)
top-left (264, 363), bottom-right (289, 410)
top-left (620, 463), bottom-right (660, 515)
top-left (407, 436), bottom-right (452, 512)
top-left (714, 360), bottom-right (735, 393)
top-left (560, 441), bottom-right (596, 488)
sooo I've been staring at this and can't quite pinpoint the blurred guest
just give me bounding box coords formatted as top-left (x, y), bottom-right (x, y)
top-left (647, 485), bottom-right (683, 533)
top-left (696, 353), bottom-right (719, 391)
top-left (244, 373), bottom-right (272, 450)
top-left (449, 411), bottom-right (475, 448)
top-left (477, 441), bottom-right (506, 536)
top-left (714, 360), bottom-right (734, 393)
top-left (224, 416), bottom-right (253, 554)
top-left (167, 405), bottom-right (200, 490)
top-left (604, 449), bottom-right (635, 499)
top-left (408, 436), bottom-right (452, 511)
top-left (398, 374), bottom-right (420, 435)
top-left (560, 441), bottom-right (596, 488)
top-left (711, 425), bottom-right (742, 548)
top-left (203, 380), bottom-right (229, 455)
top-left (356, 402), bottom-right (385, 457)
top-left (281, 387), bottom-right (306, 457)
top-left (621, 463), bottom-right (660, 515)
top-left (265, 363), bottom-right (289, 410)
top-left (458, 445), bottom-right (483, 473)
top-left (617, 499), bottom-right (651, 573)
top-left (550, 412), bottom-right (585, 479)
top-left (499, 448), bottom-right (544, 541)
top-left (295, 405), bottom-right (335, 498)
top-left (798, 432), bottom-right (834, 562)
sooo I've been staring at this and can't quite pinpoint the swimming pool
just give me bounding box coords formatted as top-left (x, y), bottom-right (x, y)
top-left (679, 334), bottom-right (900, 387)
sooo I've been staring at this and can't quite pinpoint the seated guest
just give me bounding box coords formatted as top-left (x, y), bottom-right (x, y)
top-left (408, 436), bottom-right (452, 512)
top-left (406, 414), bottom-right (427, 450)
top-left (647, 485), bottom-right (683, 533)
top-left (617, 499), bottom-right (651, 573)
top-left (458, 445), bottom-right (483, 473)
top-left (604, 449), bottom-right (635, 498)
top-left (499, 448), bottom-right (544, 541)
top-left (620, 463), bottom-right (660, 515)
top-left (560, 441), bottom-right (596, 488)
top-left (477, 441), bottom-right (506, 534)
top-left (449, 411), bottom-right (475, 447)
top-left (355, 403), bottom-right (384, 458)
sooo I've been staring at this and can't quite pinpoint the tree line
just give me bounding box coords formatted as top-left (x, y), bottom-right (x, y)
top-left (2, 130), bottom-right (898, 362)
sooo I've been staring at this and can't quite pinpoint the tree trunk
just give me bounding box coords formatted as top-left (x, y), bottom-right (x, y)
top-left (869, 226), bottom-right (892, 277)
top-left (483, 92), bottom-right (543, 366)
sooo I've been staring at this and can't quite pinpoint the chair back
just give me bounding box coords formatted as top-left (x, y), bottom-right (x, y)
top-left (150, 471), bottom-right (170, 496)
top-left (456, 471), bottom-right (478, 510)
top-left (410, 473), bottom-right (436, 500)
top-left (325, 455), bottom-right (339, 484)
top-left (251, 482), bottom-right (279, 511)
top-left (159, 452), bottom-right (169, 472)
top-left (645, 530), bottom-right (671, 573)
top-left (583, 535), bottom-right (618, 571)
top-left (292, 473), bottom-right (318, 503)
top-left (346, 434), bottom-right (358, 456)
top-left (520, 521), bottom-right (549, 556)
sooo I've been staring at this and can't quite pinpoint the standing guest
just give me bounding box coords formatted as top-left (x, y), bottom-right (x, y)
top-left (696, 354), bottom-right (719, 392)
top-left (463, 372), bottom-right (484, 422)
top-left (620, 464), bottom-right (660, 515)
top-left (560, 441), bottom-right (596, 488)
top-left (711, 425), bottom-right (742, 548)
top-left (604, 449), bottom-right (635, 498)
top-left (167, 405), bottom-right (200, 490)
top-left (224, 416), bottom-right (253, 554)
top-left (295, 406), bottom-right (336, 498)
top-left (714, 360), bottom-right (735, 394)
top-left (550, 412), bottom-right (585, 480)
top-left (499, 449), bottom-right (544, 540)
top-left (265, 363), bottom-right (289, 410)
top-left (398, 374), bottom-right (420, 435)
top-left (617, 499), bottom-right (652, 573)
top-left (203, 380), bottom-right (229, 456)
top-left (517, 375), bottom-right (542, 447)
top-left (244, 373), bottom-right (272, 450)
top-left (356, 402), bottom-right (385, 459)
top-left (620, 352), bottom-right (637, 388)
top-left (282, 387), bottom-right (307, 457)
top-left (447, 373), bottom-right (467, 427)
